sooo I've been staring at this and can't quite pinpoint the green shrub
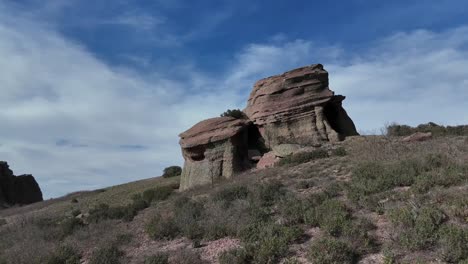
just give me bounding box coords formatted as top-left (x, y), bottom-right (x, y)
top-left (89, 244), bottom-right (123, 264)
top-left (59, 217), bottom-right (83, 237)
top-left (220, 109), bottom-right (245, 119)
top-left (213, 185), bottom-right (250, 208)
top-left (142, 186), bottom-right (173, 204)
top-left (278, 149), bottom-right (329, 166)
top-left (388, 205), bottom-right (445, 250)
top-left (162, 166), bottom-right (182, 178)
top-left (242, 223), bottom-right (302, 264)
top-left (70, 209), bottom-right (81, 217)
top-left (347, 160), bottom-right (423, 206)
top-left (45, 245), bottom-right (80, 264)
top-left (146, 214), bottom-right (180, 240)
top-left (305, 199), bottom-right (351, 236)
top-left (438, 224), bottom-right (468, 263)
top-left (332, 147), bottom-right (347, 157)
top-left (174, 199), bottom-right (205, 239)
top-left (250, 180), bottom-right (286, 207)
top-left (0, 218), bottom-right (7, 226)
top-left (278, 194), bottom-right (307, 224)
top-left (307, 237), bottom-right (356, 264)
top-left (218, 248), bottom-right (249, 264)
top-left (144, 253), bottom-right (169, 264)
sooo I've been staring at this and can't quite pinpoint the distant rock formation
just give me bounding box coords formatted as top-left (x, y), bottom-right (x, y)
top-left (244, 64), bottom-right (358, 147)
top-left (179, 64), bottom-right (358, 190)
top-left (0, 162), bottom-right (43, 208)
top-left (179, 117), bottom-right (252, 190)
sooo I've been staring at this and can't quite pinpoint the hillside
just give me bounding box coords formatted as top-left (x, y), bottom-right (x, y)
top-left (0, 134), bottom-right (467, 264)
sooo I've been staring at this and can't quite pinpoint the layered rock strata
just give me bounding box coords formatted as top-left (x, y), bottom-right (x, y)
top-left (179, 117), bottom-right (252, 190)
top-left (244, 64), bottom-right (358, 147)
top-left (179, 64), bottom-right (358, 190)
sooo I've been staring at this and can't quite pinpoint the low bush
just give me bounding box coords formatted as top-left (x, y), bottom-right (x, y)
top-left (332, 147), bottom-right (347, 157)
top-left (146, 214), bottom-right (180, 240)
top-left (307, 237), bottom-right (356, 264)
top-left (305, 199), bottom-right (351, 236)
top-left (438, 224), bottom-right (468, 263)
top-left (250, 180), bottom-right (286, 207)
top-left (142, 186), bottom-right (173, 204)
top-left (220, 109), bottom-right (245, 119)
top-left (213, 185), bottom-right (249, 208)
top-left (45, 245), bottom-right (80, 264)
top-left (89, 244), bottom-right (123, 264)
top-left (278, 149), bottom-right (329, 166)
top-left (0, 219), bottom-right (7, 226)
top-left (162, 166), bottom-right (182, 178)
top-left (59, 217), bottom-right (83, 237)
top-left (143, 253), bottom-right (169, 264)
top-left (218, 248), bottom-right (249, 264)
top-left (242, 223), bottom-right (302, 264)
top-left (388, 205), bottom-right (446, 250)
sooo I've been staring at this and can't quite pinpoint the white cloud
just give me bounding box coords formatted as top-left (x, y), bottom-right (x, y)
top-left (0, 3), bottom-right (467, 198)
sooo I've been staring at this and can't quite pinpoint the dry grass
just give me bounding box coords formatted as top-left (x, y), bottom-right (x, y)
top-left (0, 135), bottom-right (467, 264)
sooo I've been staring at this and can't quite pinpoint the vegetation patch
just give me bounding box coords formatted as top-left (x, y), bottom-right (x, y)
top-left (162, 166), bottom-right (182, 178)
top-left (89, 244), bottom-right (124, 264)
top-left (386, 122), bottom-right (468, 137)
top-left (143, 253), bottom-right (169, 264)
top-left (307, 237), bottom-right (356, 264)
top-left (45, 245), bottom-right (81, 264)
top-left (220, 109), bottom-right (245, 119)
top-left (278, 149), bottom-right (329, 166)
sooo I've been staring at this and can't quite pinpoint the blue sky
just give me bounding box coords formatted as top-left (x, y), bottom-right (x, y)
top-left (1, 0), bottom-right (468, 198)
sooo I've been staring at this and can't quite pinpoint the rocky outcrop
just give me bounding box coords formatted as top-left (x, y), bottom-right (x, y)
top-left (179, 64), bottom-right (358, 190)
top-left (0, 162), bottom-right (43, 207)
top-left (244, 64), bottom-right (358, 147)
top-left (179, 117), bottom-right (252, 190)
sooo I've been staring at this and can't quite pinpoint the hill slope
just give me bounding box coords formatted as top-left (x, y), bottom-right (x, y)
top-left (0, 135), bottom-right (467, 264)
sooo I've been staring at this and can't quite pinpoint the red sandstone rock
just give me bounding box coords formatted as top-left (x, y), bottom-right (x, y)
top-left (244, 64), bottom-right (358, 146)
top-left (257, 151), bottom-right (279, 169)
top-left (402, 132), bottom-right (433, 142)
top-left (179, 117), bottom-right (251, 148)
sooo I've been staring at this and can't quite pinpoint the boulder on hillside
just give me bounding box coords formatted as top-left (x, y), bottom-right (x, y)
top-left (402, 132), bottom-right (433, 142)
top-left (0, 162), bottom-right (43, 208)
top-left (244, 64), bottom-right (358, 147)
top-left (179, 117), bottom-right (254, 190)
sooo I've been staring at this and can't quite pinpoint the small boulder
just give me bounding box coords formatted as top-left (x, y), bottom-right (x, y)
top-left (257, 151), bottom-right (280, 169)
top-left (272, 144), bottom-right (302, 157)
top-left (402, 132), bottom-right (432, 142)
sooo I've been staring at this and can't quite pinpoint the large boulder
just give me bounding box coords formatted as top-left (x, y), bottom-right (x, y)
top-left (179, 117), bottom-right (252, 190)
top-left (244, 64), bottom-right (358, 147)
top-left (0, 162), bottom-right (43, 207)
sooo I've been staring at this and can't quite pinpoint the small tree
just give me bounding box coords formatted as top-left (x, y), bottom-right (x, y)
top-left (220, 109), bottom-right (245, 119)
top-left (162, 166), bottom-right (182, 178)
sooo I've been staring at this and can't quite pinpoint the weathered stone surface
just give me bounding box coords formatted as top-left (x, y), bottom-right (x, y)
top-left (272, 144), bottom-right (302, 157)
top-left (402, 132), bottom-right (433, 142)
top-left (179, 117), bottom-right (252, 190)
top-left (0, 162), bottom-right (43, 208)
top-left (244, 64), bottom-right (358, 147)
top-left (257, 151), bottom-right (280, 169)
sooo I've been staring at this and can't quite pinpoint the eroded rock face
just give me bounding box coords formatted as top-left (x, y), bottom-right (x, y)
top-left (179, 64), bottom-right (359, 190)
top-left (0, 162), bottom-right (43, 208)
top-left (179, 117), bottom-right (252, 190)
top-left (244, 64), bottom-right (358, 147)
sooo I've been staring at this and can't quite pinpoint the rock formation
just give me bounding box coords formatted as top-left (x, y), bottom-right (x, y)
top-left (0, 162), bottom-right (43, 208)
top-left (244, 64), bottom-right (358, 147)
top-left (179, 64), bottom-right (358, 190)
top-left (179, 117), bottom-right (253, 190)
